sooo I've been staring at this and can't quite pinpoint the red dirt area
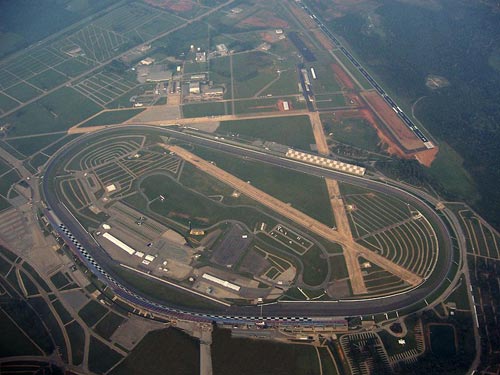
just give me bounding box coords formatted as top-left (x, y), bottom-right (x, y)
top-left (362, 91), bottom-right (423, 152)
top-left (357, 108), bottom-right (406, 157)
top-left (331, 63), bottom-right (355, 90)
top-left (313, 30), bottom-right (334, 50)
top-left (143, 0), bottom-right (194, 12)
top-left (239, 11), bottom-right (289, 29)
top-left (414, 147), bottom-right (439, 167)
top-left (330, 108), bottom-right (439, 166)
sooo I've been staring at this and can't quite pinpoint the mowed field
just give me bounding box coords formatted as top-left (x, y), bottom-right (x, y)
top-left (216, 115), bottom-right (315, 150)
top-left (0, 2), bottom-right (183, 136)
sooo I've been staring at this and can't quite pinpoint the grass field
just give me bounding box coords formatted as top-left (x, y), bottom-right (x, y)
top-left (233, 98), bottom-right (279, 114)
top-left (26, 69), bottom-right (68, 91)
top-left (321, 115), bottom-right (382, 152)
top-left (212, 328), bottom-right (320, 375)
top-left (0, 92), bottom-right (19, 113)
top-left (315, 93), bottom-right (347, 109)
top-left (427, 142), bottom-right (477, 201)
top-left (6, 133), bottom-right (65, 157)
top-left (232, 53), bottom-right (277, 99)
top-left (0, 309), bottom-right (42, 357)
top-left (66, 321), bottom-right (85, 366)
top-left (5, 87), bottom-right (101, 136)
top-left (52, 300), bottom-right (73, 325)
top-left (308, 58), bottom-right (342, 93)
top-left (190, 145), bottom-right (334, 226)
top-left (79, 109), bottom-right (144, 127)
top-left (110, 328), bottom-right (199, 375)
top-left (0, 157), bottom-right (11, 175)
top-left (1, 300), bottom-right (54, 355)
top-left (182, 102), bottom-right (227, 118)
top-left (0, 169), bottom-right (20, 196)
top-left (94, 312), bottom-right (125, 340)
top-left (260, 69), bottom-right (300, 96)
top-left (4, 82), bottom-right (43, 103)
top-left (78, 300), bottom-right (108, 327)
top-left (29, 296), bottom-right (68, 362)
top-left (216, 115), bottom-right (315, 150)
top-left (329, 255), bottom-right (349, 280)
top-left (141, 173), bottom-right (271, 230)
top-left (88, 336), bottom-right (123, 374)
top-left (50, 271), bottom-right (71, 289)
top-left (20, 270), bottom-right (39, 295)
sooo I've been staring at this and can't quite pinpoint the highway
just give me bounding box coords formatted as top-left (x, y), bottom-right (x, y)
top-left (41, 126), bottom-right (455, 324)
top-left (297, 1), bottom-right (435, 149)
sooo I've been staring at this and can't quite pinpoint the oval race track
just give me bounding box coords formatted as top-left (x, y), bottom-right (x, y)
top-left (41, 126), bottom-right (456, 325)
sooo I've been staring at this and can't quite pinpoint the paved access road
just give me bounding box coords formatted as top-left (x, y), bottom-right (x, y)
top-left (41, 126), bottom-right (455, 321)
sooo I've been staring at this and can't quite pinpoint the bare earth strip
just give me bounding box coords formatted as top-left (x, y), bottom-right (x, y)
top-left (164, 144), bottom-right (422, 294)
top-left (309, 112), bottom-right (367, 293)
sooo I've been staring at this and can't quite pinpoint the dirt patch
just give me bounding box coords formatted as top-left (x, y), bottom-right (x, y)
top-left (239, 10), bottom-right (289, 29)
top-left (414, 147), bottom-right (439, 167)
top-left (331, 63), bottom-right (355, 90)
top-left (425, 74), bottom-right (450, 90)
top-left (329, 107), bottom-right (439, 166)
top-left (362, 91), bottom-right (424, 151)
top-left (143, 0), bottom-right (195, 12)
top-left (357, 108), bottom-right (404, 157)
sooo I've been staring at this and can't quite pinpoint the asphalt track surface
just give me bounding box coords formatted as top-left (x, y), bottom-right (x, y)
top-left (42, 126), bottom-right (454, 321)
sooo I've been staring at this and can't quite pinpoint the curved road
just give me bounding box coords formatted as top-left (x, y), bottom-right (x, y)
top-left (41, 125), bottom-right (456, 322)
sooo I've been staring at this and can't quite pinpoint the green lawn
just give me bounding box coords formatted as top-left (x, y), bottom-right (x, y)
top-left (191, 146), bottom-right (334, 226)
top-left (50, 271), bottom-right (71, 289)
top-left (216, 115), bottom-right (314, 150)
top-left (110, 328), bottom-right (199, 375)
top-left (66, 321), bottom-right (85, 366)
top-left (264, 69), bottom-right (300, 96)
top-left (182, 102), bottom-right (227, 118)
top-left (88, 336), bottom-right (123, 374)
top-left (329, 255), bottom-right (349, 280)
top-left (0, 92), bottom-right (19, 113)
top-left (212, 327), bottom-right (320, 375)
top-left (5, 87), bottom-right (101, 136)
top-left (7, 133), bottom-right (64, 157)
top-left (427, 142), bottom-right (477, 201)
top-left (0, 309), bottom-right (43, 357)
top-left (27, 68), bottom-right (68, 91)
top-left (94, 312), bottom-right (125, 340)
top-left (321, 115), bottom-right (382, 152)
top-left (0, 169), bottom-right (20, 196)
top-left (5, 82), bottom-right (43, 102)
top-left (0, 157), bottom-right (11, 175)
top-left (78, 300), bottom-right (108, 327)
